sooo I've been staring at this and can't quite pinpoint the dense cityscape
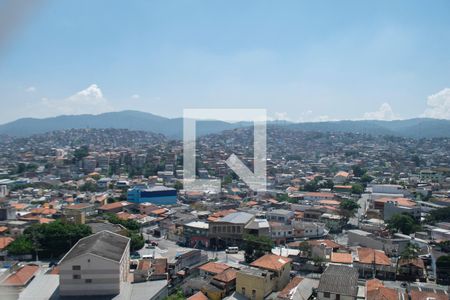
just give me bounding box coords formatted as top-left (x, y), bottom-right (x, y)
top-left (2, 1), bottom-right (450, 300)
top-left (0, 126), bottom-right (449, 300)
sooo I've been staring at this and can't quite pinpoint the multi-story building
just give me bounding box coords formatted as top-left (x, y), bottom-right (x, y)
top-left (208, 212), bottom-right (254, 248)
top-left (236, 254), bottom-right (292, 300)
top-left (127, 185), bottom-right (177, 205)
top-left (266, 209), bottom-right (294, 224)
top-left (183, 221), bottom-right (210, 248)
top-left (58, 230), bottom-right (130, 297)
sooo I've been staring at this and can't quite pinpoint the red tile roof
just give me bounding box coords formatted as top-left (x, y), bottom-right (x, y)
top-left (2, 265), bottom-right (39, 286)
top-left (198, 261), bottom-right (230, 275)
top-left (187, 291), bottom-right (209, 300)
top-left (356, 248), bottom-right (391, 266)
top-left (410, 290), bottom-right (448, 300)
top-left (0, 237), bottom-right (14, 250)
top-left (366, 279), bottom-right (402, 300)
top-left (308, 239), bottom-right (341, 249)
top-left (278, 276), bottom-right (303, 299)
top-left (331, 252), bottom-right (353, 264)
top-left (213, 268), bottom-right (237, 283)
top-left (250, 254), bottom-right (292, 271)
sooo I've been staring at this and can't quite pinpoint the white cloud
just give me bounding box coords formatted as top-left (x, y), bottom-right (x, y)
top-left (25, 86), bottom-right (36, 93)
top-left (41, 84), bottom-right (113, 115)
top-left (422, 88), bottom-right (450, 119)
top-left (363, 102), bottom-right (398, 120)
top-left (131, 94), bottom-right (140, 99)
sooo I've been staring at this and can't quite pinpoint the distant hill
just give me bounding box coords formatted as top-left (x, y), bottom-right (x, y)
top-left (0, 110), bottom-right (249, 138)
top-left (287, 118), bottom-right (450, 138)
top-left (1, 110), bottom-right (450, 138)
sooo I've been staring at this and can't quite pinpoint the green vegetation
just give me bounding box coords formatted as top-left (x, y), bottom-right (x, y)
top-left (104, 214), bottom-right (144, 251)
top-left (173, 181), bottom-right (183, 191)
top-left (7, 236), bottom-right (34, 255)
top-left (80, 181), bottom-right (98, 192)
top-left (425, 206), bottom-right (450, 224)
top-left (105, 213), bottom-right (140, 231)
top-left (352, 165), bottom-right (367, 177)
top-left (8, 220), bottom-right (91, 258)
top-left (304, 177), bottom-right (334, 192)
top-left (129, 232), bottom-right (145, 252)
top-left (361, 173), bottom-right (374, 183)
top-left (387, 213), bottom-right (421, 235)
top-left (437, 241), bottom-right (450, 253)
top-left (436, 255), bottom-right (450, 285)
top-left (73, 146), bottom-right (89, 161)
top-left (242, 234), bottom-right (274, 263)
top-left (351, 183), bottom-right (364, 194)
top-left (339, 199), bottom-right (360, 220)
top-left (164, 289), bottom-right (185, 300)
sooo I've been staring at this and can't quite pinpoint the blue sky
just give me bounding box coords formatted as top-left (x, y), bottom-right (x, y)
top-left (1, 0), bottom-right (450, 123)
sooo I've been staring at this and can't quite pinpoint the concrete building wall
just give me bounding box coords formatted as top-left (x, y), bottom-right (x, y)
top-left (236, 271), bottom-right (275, 300)
top-left (317, 292), bottom-right (355, 300)
top-left (59, 251), bottom-right (128, 296)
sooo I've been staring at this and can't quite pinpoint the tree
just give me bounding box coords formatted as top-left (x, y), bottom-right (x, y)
top-left (318, 179), bottom-right (334, 189)
top-left (351, 183), bottom-right (364, 195)
top-left (129, 232), bottom-right (145, 252)
top-left (436, 255), bottom-right (450, 285)
top-left (105, 213), bottom-right (140, 231)
top-left (304, 181), bottom-right (318, 192)
top-left (80, 181), bottom-right (98, 192)
top-left (22, 220), bottom-right (92, 258)
top-left (164, 289), bottom-right (185, 300)
top-left (361, 173), bottom-right (374, 184)
top-left (242, 234), bottom-right (274, 263)
top-left (298, 241), bottom-right (311, 257)
top-left (339, 199), bottom-right (360, 220)
top-left (7, 236), bottom-right (34, 255)
top-left (276, 193), bottom-right (290, 202)
top-left (73, 146), bottom-right (89, 161)
top-left (174, 181), bottom-right (183, 191)
top-left (352, 165), bottom-right (367, 177)
top-left (396, 242), bottom-right (420, 278)
top-left (387, 213), bottom-right (420, 235)
top-left (426, 207), bottom-right (450, 224)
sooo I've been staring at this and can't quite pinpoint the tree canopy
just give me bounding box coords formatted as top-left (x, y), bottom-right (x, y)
top-left (426, 206), bottom-right (450, 224)
top-left (8, 220), bottom-right (92, 258)
top-left (242, 234), bottom-right (274, 263)
top-left (387, 213), bottom-right (421, 235)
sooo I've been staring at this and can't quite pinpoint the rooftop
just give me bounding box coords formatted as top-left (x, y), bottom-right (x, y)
top-left (250, 254), bottom-right (292, 271)
top-left (219, 212), bottom-right (254, 224)
top-left (59, 230), bottom-right (130, 264)
top-left (317, 265), bottom-right (358, 297)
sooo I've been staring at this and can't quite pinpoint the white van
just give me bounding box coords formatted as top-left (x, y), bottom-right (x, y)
top-left (225, 246), bottom-right (239, 254)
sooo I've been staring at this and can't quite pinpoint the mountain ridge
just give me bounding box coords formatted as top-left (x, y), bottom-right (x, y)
top-left (1, 110), bottom-right (450, 139)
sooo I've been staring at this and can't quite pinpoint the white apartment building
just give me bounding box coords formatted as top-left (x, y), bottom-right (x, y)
top-left (59, 230), bottom-right (130, 297)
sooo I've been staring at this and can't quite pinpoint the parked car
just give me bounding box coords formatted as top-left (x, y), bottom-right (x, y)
top-left (225, 246), bottom-right (239, 254)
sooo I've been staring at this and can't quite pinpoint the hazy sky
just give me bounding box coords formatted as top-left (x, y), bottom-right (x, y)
top-left (1, 0), bottom-right (450, 124)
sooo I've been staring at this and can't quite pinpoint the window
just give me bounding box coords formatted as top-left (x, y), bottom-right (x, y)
top-left (72, 265), bottom-right (81, 270)
top-left (85, 279), bottom-right (92, 283)
top-left (336, 294), bottom-right (340, 300)
top-left (324, 292), bottom-right (330, 298)
top-left (73, 275), bottom-right (81, 279)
